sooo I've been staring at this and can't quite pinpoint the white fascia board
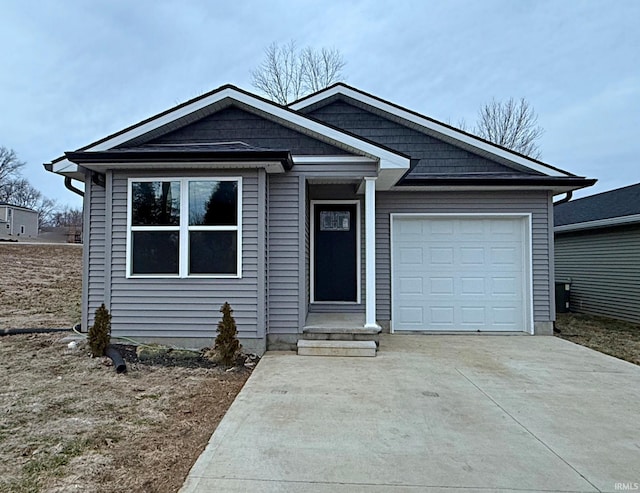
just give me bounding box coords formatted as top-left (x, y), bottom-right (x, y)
top-left (292, 156), bottom-right (376, 165)
top-left (53, 87), bottom-right (409, 186)
top-left (554, 214), bottom-right (640, 233)
top-left (80, 160), bottom-right (285, 174)
top-left (291, 86), bottom-right (569, 178)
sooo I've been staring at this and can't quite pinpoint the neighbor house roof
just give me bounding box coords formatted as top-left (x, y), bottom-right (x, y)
top-left (554, 182), bottom-right (640, 232)
top-left (0, 202), bottom-right (37, 213)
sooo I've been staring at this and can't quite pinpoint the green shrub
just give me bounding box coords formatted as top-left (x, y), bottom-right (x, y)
top-left (215, 302), bottom-right (241, 365)
top-left (88, 304), bottom-right (111, 357)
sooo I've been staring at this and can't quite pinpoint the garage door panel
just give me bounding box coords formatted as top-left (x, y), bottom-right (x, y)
top-left (392, 217), bottom-right (528, 332)
top-left (430, 277), bottom-right (454, 295)
top-left (429, 247), bottom-right (454, 265)
top-left (398, 277), bottom-right (423, 295)
top-left (460, 277), bottom-right (485, 295)
top-left (492, 277), bottom-right (518, 296)
top-left (430, 306), bottom-right (455, 325)
top-left (460, 247), bottom-right (485, 265)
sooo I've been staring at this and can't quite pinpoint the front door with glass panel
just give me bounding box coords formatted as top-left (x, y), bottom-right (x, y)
top-left (313, 203), bottom-right (358, 302)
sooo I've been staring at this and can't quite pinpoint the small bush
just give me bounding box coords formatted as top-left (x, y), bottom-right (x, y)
top-left (88, 304), bottom-right (111, 357)
top-left (215, 302), bottom-right (241, 365)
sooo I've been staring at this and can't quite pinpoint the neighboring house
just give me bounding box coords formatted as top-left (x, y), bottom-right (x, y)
top-left (554, 183), bottom-right (640, 323)
top-left (0, 202), bottom-right (38, 239)
top-left (45, 83), bottom-right (594, 354)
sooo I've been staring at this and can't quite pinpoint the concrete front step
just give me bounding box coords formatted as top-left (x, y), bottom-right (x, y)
top-left (297, 339), bottom-right (377, 357)
top-left (302, 332), bottom-right (380, 345)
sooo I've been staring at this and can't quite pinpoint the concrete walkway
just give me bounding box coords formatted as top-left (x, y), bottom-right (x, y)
top-left (181, 335), bottom-right (640, 492)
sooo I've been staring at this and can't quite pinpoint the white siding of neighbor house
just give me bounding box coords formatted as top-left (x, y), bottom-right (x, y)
top-left (555, 225), bottom-right (640, 323)
top-left (105, 170), bottom-right (262, 342)
top-left (376, 190), bottom-right (553, 324)
top-left (0, 205), bottom-right (38, 238)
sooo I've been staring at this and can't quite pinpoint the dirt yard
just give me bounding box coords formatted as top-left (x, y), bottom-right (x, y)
top-left (1, 243), bottom-right (252, 492)
top-left (1, 243), bottom-right (83, 329)
top-left (555, 312), bottom-right (640, 366)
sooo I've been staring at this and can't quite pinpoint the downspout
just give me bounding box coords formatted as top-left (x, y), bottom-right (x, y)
top-left (65, 177), bottom-right (84, 197)
top-left (554, 191), bottom-right (572, 205)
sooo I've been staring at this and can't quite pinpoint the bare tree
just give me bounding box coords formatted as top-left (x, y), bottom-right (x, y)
top-left (49, 206), bottom-right (83, 228)
top-left (474, 98), bottom-right (544, 159)
top-left (0, 147), bottom-right (25, 194)
top-left (0, 146), bottom-right (58, 224)
top-left (300, 46), bottom-right (345, 93)
top-left (251, 41), bottom-right (346, 104)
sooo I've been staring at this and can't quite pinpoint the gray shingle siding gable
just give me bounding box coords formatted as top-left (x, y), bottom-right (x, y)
top-left (305, 100), bottom-right (535, 177)
top-left (555, 225), bottom-right (640, 323)
top-left (148, 106), bottom-right (350, 156)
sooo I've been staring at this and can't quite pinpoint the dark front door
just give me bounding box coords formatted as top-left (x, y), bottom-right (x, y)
top-left (314, 203), bottom-right (358, 302)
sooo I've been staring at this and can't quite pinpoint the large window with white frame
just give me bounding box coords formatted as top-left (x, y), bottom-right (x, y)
top-left (127, 177), bottom-right (242, 278)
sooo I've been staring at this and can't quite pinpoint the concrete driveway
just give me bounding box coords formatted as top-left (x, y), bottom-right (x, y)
top-left (181, 335), bottom-right (640, 492)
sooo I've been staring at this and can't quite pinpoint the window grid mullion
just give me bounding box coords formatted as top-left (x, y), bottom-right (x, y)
top-left (180, 179), bottom-right (189, 278)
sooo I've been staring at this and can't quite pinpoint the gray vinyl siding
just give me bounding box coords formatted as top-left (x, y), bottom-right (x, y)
top-left (555, 225), bottom-right (640, 323)
top-left (148, 106), bottom-right (349, 156)
top-left (305, 100), bottom-right (538, 176)
top-left (108, 169), bottom-right (261, 340)
top-left (267, 173), bottom-right (302, 334)
top-left (376, 190), bottom-right (552, 323)
top-left (85, 178), bottom-right (106, 328)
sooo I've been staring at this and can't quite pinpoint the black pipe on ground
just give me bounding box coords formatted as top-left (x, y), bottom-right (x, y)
top-left (1, 327), bottom-right (71, 336)
top-left (105, 345), bottom-right (127, 374)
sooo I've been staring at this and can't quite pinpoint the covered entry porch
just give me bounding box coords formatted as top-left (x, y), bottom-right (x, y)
top-left (300, 177), bottom-right (380, 355)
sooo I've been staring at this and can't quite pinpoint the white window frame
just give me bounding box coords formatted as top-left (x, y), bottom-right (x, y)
top-left (126, 177), bottom-right (242, 279)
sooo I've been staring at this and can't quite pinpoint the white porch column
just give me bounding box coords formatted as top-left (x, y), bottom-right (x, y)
top-left (364, 177), bottom-right (380, 329)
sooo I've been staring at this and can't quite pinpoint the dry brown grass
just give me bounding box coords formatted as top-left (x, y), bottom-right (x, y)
top-left (556, 312), bottom-right (640, 366)
top-left (0, 243), bottom-right (251, 492)
top-left (0, 243), bottom-right (82, 329)
top-left (0, 333), bottom-right (250, 492)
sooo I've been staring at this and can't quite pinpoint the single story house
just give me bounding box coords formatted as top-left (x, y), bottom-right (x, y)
top-left (45, 83), bottom-right (595, 354)
top-left (0, 202), bottom-right (39, 239)
top-left (554, 183), bottom-right (640, 323)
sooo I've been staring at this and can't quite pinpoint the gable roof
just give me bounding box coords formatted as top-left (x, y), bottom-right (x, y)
top-left (554, 183), bottom-right (640, 232)
top-left (290, 83), bottom-right (574, 178)
top-left (46, 82), bottom-right (594, 193)
top-left (48, 84), bottom-right (410, 190)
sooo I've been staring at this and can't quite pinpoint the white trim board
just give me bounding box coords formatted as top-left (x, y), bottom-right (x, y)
top-left (389, 213), bottom-right (534, 334)
top-left (291, 85), bottom-right (570, 178)
top-left (310, 200), bottom-right (362, 304)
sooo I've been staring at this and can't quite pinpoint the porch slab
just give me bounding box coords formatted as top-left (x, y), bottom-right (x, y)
top-left (297, 340), bottom-right (377, 357)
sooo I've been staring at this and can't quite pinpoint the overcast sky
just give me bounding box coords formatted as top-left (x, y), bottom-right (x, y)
top-left (2, 0), bottom-right (638, 208)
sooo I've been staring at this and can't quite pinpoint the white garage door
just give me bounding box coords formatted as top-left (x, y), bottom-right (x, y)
top-left (392, 215), bottom-right (529, 332)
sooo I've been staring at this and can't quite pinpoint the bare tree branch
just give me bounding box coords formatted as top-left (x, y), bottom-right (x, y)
top-left (251, 41), bottom-right (346, 104)
top-left (474, 97), bottom-right (544, 158)
top-left (0, 147), bottom-right (59, 225)
top-left (0, 147), bottom-right (25, 192)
